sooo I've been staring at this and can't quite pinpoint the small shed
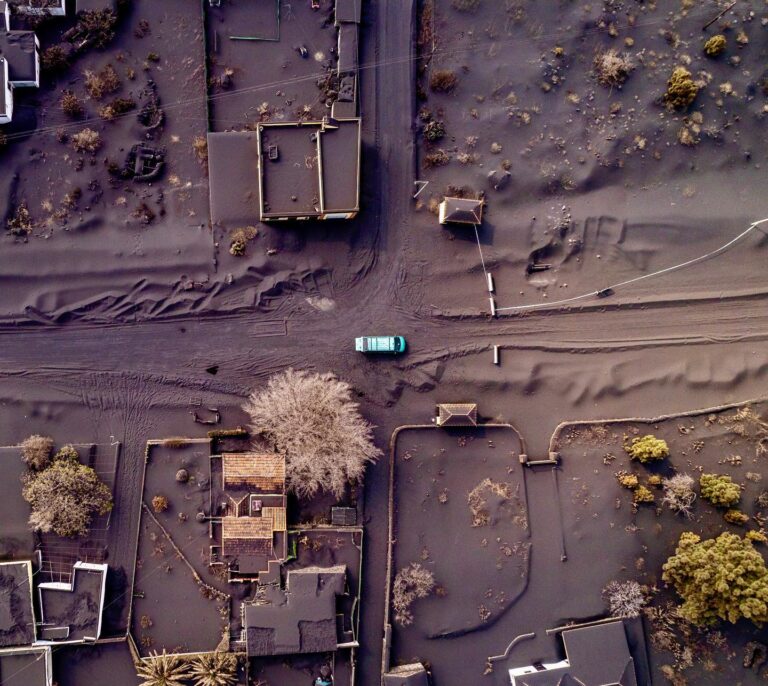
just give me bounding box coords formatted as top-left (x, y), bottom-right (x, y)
top-left (435, 403), bottom-right (478, 428)
top-left (331, 506), bottom-right (357, 527)
top-left (382, 663), bottom-right (429, 686)
top-left (438, 197), bottom-right (483, 225)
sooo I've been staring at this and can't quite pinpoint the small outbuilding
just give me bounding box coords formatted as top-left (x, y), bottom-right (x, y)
top-left (438, 197), bottom-right (484, 226)
top-left (382, 663), bottom-right (430, 686)
top-left (435, 403), bottom-right (478, 428)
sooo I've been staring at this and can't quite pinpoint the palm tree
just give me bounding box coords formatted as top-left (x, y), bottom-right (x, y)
top-left (189, 651), bottom-right (238, 686)
top-left (135, 650), bottom-right (192, 686)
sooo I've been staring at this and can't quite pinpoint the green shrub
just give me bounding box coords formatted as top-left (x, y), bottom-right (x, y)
top-left (724, 509), bottom-right (749, 526)
top-left (53, 444), bottom-right (79, 463)
top-left (625, 434), bottom-right (669, 463)
top-left (662, 531), bottom-right (768, 625)
top-left (704, 34), bottom-right (726, 57)
top-left (423, 120), bottom-right (446, 142)
top-left (22, 458), bottom-right (112, 537)
top-left (665, 67), bottom-right (698, 109)
top-left (700, 473), bottom-right (741, 508)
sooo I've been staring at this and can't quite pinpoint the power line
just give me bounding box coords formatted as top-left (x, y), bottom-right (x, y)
top-left (496, 217), bottom-right (768, 313)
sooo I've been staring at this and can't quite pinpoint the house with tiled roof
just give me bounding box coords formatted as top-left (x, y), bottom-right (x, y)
top-left (210, 453), bottom-right (288, 582)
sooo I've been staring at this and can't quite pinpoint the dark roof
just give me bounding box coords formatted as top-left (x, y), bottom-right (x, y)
top-left (439, 197), bottom-right (484, 225)
top-left (382, 663), bottom-right (429, 686)
top-left (0, 448), bottom-right (35, 557)
top-left (207, 131), bottom-right (261, 226)
top-left (0, 30), bottom-right (37, 84)
top-left (319, 118), bottom-right (360, 213)
top-left (38, 563), bottom-right (107, 643)
top-left (243, 565), bottom-right (346, 657)
top-left (0, 58), bottom-right (7, 118)
top-left (0, 647), bottom-right (51, 686)
top-left (511, 622), bottom-right (638, 686)
top-left (0, 562), bottom-right (35, 648)
top-left (335, 0), bottom-right (362, 24)
top-left (331, 507), bottom-right (357, 527)
top-left (337, 23), bottom-right (358, 74)
top-left (437, 403), bottom-right (478, 427)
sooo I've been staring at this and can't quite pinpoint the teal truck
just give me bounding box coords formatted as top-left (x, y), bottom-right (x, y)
top-left (355, 336), bottom-right (407, 354)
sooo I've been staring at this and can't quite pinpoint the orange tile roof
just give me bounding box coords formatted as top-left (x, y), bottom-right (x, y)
top-left (222, 453), bottom-right (285, 493)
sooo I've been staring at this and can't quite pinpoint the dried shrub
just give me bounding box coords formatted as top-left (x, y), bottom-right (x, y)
top-left (72, 128), bottom-right (102, 153)
top-left (7, 203), bottom-right (33, 236)
top-left (84, 64), bottom-right (120, 99)
top-left (625, 434), bottom-right (669, 463)
top-left (603, 580), bottom-right (646, 618)
top-left (132, 203), bottom-right (156, 225)
top-left (746, 530), bottom-right (767, 544)
top-left (243, 369), bottom-right (381, 499)
top-left (648, 474), bottom-right (662, 487)
top-left (192, 135), bottom-right (208, 163)
top-left (423, 149), bottom-right (450, 168)
top-left (451, 0), bottom-right (481, 11)
top-left (700, 473), bottom-right (740, 508)
top-left (593, 49), bottom-right (634, 86)
top-left (98, 97), bottom-right (136, 120)
top-left (189, 651), bottom-right (237, 686)
top-left (704, 34), bottom-right (726, 57)
top-left (20, 435), bottom-right (54, 470)
top-left (22, 458), bottom-right (113, 537)
top-left (429, 69), bottom-right (458, 93)
top-left (152, 495), bottom-right (169, 513)
top-left (665, 67), bottom-right (698, 109)
top-left (60, 90), bottom-right (85, 118)
top-left (392, 563), bottom-right (435, 626)
top-left (135, 650), bottom-right (191, 686)
top-left (75, 10), bottom-right (118, 49)
top-left (423, 120), bottom-right (446, 141)
top-left (662, 531), bottom-right (768, 626)
top-left (662, 474), bottom-right (696, 517)
top-left (229, 226), bottom-right (257, 257)
top-left (41, 44), bottom-right (70, 74)
top-left (467, 478), bottom-right (517, 527)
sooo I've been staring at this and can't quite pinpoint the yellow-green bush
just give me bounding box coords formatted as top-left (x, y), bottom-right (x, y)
top-left (704, 34), bottom-right (726, 57)
top-left (724, 509), bottom-right (749, 526)
top-left (746, 530), bottom-right (768, 544)
top-left (617, 472), bottom-right (639, 489)
top-left (665, 67), bottom-right (699, 109)
top-left (662, 532), bottom-right (768, 625)
top-left (633, 486), bottom-right (655, 504)
top-left (625, 434), bottom-right (669, 463)
top-left (700, 473), bottom-right (741, 508)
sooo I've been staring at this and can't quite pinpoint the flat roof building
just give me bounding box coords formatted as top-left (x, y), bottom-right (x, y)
top-left (0, 646), bottom-right (52, 686)
top-left (509, 621), bottom-right (638, 686)
top-left (36, 562), bottom-right (108, 644)
top-left (242, 565), bottom-right (348, 658)
top-left (208, 118), bottom-right (361, 224)
top-left (382, 663), bottom-right (430, 686)
top-left (0, 1), bottom-right (40, 124)
top-left (0, 560), bottom-right (36, 648)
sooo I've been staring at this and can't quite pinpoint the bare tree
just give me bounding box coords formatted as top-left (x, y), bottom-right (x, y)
top-left (243, 369), bottom-right (381, 499)
top-left (392, 563), bottom-right (435, 627)
top-left (662, 474), bottom-right (697, 517)
top-left (603, 580), bottom-right (646, 618)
